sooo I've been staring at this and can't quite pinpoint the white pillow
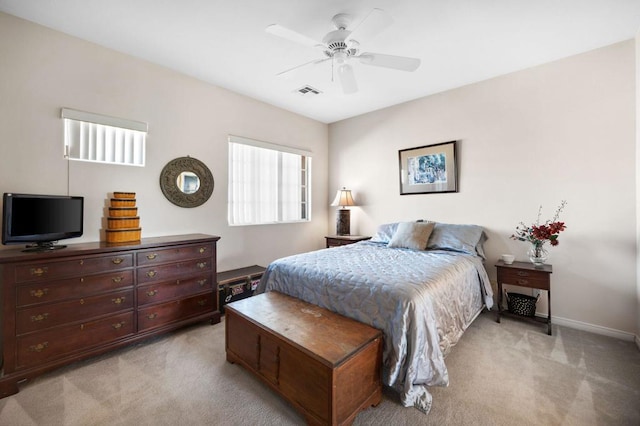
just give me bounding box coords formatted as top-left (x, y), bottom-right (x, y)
top-left (387, 221), bottom-right (435, 250)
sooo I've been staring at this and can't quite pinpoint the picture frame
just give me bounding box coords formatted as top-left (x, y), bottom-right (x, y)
top-left (398, 140), bottom-right (458, 195)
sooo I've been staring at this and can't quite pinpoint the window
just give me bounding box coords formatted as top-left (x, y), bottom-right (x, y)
top-left (62, 108), bottom-right (147, 166)
top-left (228, 135), bottom-right (311, 225)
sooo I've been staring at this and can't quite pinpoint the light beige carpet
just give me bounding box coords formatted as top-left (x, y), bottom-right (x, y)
top-left (0, 311), bottom-right (639, 425)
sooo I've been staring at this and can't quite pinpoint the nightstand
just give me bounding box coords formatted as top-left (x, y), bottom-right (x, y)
top-left (325, 235), bottom-right (371, 248)
top-left (495, 260), bottom-right (553, 335)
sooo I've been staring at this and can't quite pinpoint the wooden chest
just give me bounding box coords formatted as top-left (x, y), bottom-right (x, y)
top-left (225, 291), bottom-right (382, 426)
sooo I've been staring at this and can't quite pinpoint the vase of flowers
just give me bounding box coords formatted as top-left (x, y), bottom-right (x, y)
top-left (527, 243), bottom-right (548, 265)
top-left (511, 201), bottom-right (567, 266)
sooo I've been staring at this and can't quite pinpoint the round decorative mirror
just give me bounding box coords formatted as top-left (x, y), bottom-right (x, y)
top-left (160, 156), bottom-right (214, 208)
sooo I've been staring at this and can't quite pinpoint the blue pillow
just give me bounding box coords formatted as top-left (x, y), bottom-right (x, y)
top-left (370, 222), bottom-right (399, 243)
top-left (426, 223), bottom-right (487, 258)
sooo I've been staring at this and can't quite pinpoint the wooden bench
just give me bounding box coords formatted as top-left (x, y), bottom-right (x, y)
top-left (225, 291), bottom-right (382, 426)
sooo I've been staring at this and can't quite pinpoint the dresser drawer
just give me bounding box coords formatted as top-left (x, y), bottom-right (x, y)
top-left (497, 268), bottom-right (550, 290)
top-left (137, 274), bottom-right (212, 306)
top-left (136, 243), bottom-right (214, 267)
top-left (137, 259), bottom-right (212, 285)
top-left (14, 253), bottom-right (134, 283)
top-left (17, 270), bottom-right (134, 308)
top-left (138, 292), bottom-right (215, 332)
top-left (16, 311), bottom-right (134, 369)
top-left (16, 289), bottom-right (134, 334)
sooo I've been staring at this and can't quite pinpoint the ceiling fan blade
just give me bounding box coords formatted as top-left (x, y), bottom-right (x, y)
top-left (346, 9), bottom-right (392, 43)
top-left (358, 52), bottom-right (421, 72)
top-left (337, 63), bottom-right (358, 94)
top-left (265, 24), bottom-right (324, 49)
top-left (276, 57), bottom-right (330, 77)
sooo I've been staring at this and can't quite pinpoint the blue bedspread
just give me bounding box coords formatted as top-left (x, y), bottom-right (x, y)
top-left (255, 241), bottom-right (493, 413)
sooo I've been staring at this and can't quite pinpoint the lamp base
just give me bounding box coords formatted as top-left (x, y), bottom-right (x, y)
top-left (336, 209), bottom-right (351, 236)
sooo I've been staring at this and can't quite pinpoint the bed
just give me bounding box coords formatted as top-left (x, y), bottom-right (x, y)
top-left (255, 221), bottom-right (493, 413)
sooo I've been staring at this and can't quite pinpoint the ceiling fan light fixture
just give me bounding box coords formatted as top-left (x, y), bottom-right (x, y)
top-left (334, 50), bottom-right (348, 64)
top-left (337, 63), bottom-right (358, 94)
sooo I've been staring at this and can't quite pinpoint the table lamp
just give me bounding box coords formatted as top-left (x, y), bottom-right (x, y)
top-left (331, 187), bottom-right (356, 235)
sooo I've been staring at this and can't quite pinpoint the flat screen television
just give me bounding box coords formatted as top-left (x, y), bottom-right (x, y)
top-left (2, 193), bottom-right (84, 252)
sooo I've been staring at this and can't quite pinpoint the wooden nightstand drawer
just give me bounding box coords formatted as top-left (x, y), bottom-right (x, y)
top-left (497, 268), bottom-right (550, 290)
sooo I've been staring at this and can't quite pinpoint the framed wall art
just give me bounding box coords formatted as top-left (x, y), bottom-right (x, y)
top-left (398, 140), bottom-right (458, 195)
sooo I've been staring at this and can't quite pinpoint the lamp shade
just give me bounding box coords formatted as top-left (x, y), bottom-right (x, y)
top-left (330, 188), bottom-right (356, 207)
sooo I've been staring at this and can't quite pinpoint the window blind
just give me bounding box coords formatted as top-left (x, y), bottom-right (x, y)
top-left (62, 108), bottom-right (147, 167)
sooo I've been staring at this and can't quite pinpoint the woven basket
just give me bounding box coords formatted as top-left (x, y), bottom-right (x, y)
top-left (113, 192), bottom-right (136, 199)
top-left (506, 292), bottom-right (539, 317)
top-left (108, 207), bottom-right (138, 217)
top-left (105, 227), bottom-right (141, 243)
top-left (107, 216), bottom-right (140, 229)
top-left (110, 198), bottom-right (136, 207)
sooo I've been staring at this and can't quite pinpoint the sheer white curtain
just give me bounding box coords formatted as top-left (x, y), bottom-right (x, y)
top-left (229, 143), bottom-right (277, 225)
top-left (228, 136), bottom-right (310, 226)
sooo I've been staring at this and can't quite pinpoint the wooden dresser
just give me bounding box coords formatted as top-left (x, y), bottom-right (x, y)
top-left (0, 233), bottom-right (220, 397)
top-left (226, 291), bottom-right (382, 426)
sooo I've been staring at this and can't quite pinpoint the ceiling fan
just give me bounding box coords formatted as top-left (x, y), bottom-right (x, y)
top-left (266, 9), bottom-right (421, 94)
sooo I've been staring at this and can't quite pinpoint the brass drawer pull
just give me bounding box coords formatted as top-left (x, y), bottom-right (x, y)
top-left (30, 288), bottom-right (49, 298)
top-left (146, 290), bottom-right (158, 297)
top-left (147, 313), bottom-right (158, 320)
top-left (31, 313), bottom-right (49, 322)
top-left (197, 279), bottom-right (207, 287)
top-left (197, 262), bottom-right (207, 269)
top-left (517, 279), bottom-right (529, 285)
top-left (146, 270), bottom-right (157, 278)
top-left (112, 257), bottom-right (124, 265)
top-left (199, 247), bottom-right (207, 254)
top-left (112, 276), bottom-right (123, 283)
top-left (79, 260), bottom-right (84, 265)
top-left (112, 321), bottom-right (125, 330)
top-left (112, 297), bottom-right (126, 305)
top-left (517, 271), bottom-right (529, 277)
top-left (146, 253), bottom-right (158, 260)
top-left (197, 299), bottom-right (207, 306)
top-left (175, 280), bottom-right (181, 285)
top-left (29, 342), bottom-right (49, 353)
top-left (30, 267), bottom-right (47, 277)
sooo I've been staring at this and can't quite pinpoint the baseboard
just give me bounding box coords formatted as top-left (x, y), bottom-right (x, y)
top-left (545, 314), bottom-right (636, 342)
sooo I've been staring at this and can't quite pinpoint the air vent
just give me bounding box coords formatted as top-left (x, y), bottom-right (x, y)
top-left (295, 85), bottom-right (322, 96)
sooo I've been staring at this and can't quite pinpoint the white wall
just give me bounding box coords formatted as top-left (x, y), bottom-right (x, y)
top-left (329, 41), bottom-right (637, 336)
top-left (0, 12), bottom-right (329, 271)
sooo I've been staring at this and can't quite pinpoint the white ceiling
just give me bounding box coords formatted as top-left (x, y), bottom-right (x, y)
top-left (1, 0), bottom-right (639, 123)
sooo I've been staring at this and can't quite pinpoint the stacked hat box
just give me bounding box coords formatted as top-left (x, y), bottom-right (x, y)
top-left (105, 192), bottom-right (141, 243)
